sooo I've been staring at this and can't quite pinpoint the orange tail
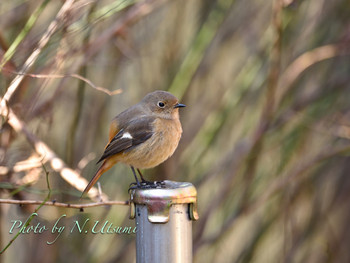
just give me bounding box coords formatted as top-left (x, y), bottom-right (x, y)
top-left (81, 159), bottom-right (116, 197)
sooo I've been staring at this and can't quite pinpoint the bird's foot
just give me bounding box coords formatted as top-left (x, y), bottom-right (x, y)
top-left (128, 180), bottom-right (165, 192)
top-left (128, 181), bottom-right (140, 193)
top-left (141, 180), bottom-right (165, 188)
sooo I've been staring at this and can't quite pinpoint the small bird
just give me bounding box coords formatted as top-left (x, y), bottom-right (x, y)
top-left (82, 90), bottom-right (185, 196)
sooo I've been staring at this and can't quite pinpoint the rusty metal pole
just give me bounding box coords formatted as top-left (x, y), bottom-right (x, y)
top-left (129, 180), bottom-right (199, 263)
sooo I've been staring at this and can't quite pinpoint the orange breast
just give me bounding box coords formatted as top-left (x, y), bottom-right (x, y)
top-left (118, 118), bottom-right (182, 169)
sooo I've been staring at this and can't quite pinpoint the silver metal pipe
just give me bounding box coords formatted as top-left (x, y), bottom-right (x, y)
top-left (129, 180), bottom-right (199, 263)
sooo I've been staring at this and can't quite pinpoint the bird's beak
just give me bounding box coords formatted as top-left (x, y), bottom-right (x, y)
top-left (174, 103), bottom-right (186, 108)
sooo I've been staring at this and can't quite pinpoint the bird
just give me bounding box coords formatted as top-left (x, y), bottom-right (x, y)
top-left (81, 90), bottom-right (185, 196)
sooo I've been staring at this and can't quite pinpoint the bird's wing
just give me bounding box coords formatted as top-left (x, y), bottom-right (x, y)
top-left (97, 116), bottom-right (155, 163)
top-left (108, 118), bottom-right (119, 142)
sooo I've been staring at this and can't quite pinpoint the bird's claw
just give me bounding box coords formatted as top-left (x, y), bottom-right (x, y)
top-left (128, 180), bottom-right (165, 193)
top-left (128, 181), bottom-right (140, 193)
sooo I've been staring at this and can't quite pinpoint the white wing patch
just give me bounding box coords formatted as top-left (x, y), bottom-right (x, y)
top-left (121, 132), bottom-right (133, 139)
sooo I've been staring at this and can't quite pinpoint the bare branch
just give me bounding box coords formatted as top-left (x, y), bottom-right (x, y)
top-left (0, 0), bottom-right (77, 112)
top-left (0, 154), bottom-right (42, 175)
top-left (1, 107), bottom-right (106, 201)
top-left (276, 44), bottom-right (350, 107)
top-left (84, 0), bottom-right (167, 61)
top-left (250, 143), bottom-right (350, 212)
top-left (76, 152), bottom-right (96, 172)
top-left (1, 70), bottom-right (122, 96)
top-left (0, 198), bottom-right (129, 208)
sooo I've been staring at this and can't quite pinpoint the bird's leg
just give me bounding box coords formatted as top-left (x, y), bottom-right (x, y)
top-left (128, 167), bottom-right (165, 190)
top-left (137, 168), bottom-right (165, 188)
top-left (130, 166), bottom-right (141, 187)
top-left (137, 169), bottom-right (152, 184)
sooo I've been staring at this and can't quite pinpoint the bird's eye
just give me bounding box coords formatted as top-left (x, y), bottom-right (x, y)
top-left (157, 101), bottom-right (165, 108)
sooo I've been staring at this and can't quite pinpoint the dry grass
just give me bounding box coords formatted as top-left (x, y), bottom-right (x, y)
top-left (1, 0), bottom-right (350, 262)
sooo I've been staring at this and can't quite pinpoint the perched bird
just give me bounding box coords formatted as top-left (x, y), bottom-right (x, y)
top-left (82, 90), bottom-right (185, 196)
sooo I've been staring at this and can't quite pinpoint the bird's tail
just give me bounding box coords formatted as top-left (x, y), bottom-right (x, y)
top-left (81, 159), bottom-right (115, 198)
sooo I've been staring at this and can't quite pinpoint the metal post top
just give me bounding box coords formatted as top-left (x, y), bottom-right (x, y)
top-left (129, 180), bottom-right (199, 223)
top-left (131, 180), bottom-right (197, 204)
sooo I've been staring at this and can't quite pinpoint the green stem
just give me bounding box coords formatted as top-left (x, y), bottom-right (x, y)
top-left (0, 0), bottom-right (51, 71)
top-left (0, 164), bottom-right (51, 254)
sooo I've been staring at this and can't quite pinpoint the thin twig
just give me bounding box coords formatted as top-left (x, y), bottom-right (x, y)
top-left (1, 70), bottom-right (122, 96)
top-left (0, 199), bottom-right (129, 208)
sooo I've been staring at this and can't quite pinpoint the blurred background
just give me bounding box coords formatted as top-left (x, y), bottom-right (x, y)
top-left (1, 0), bottom-right (350, 262)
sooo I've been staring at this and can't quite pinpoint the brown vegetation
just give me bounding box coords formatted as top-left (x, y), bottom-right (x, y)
top-left (1, 0), bottom-right (350, 262)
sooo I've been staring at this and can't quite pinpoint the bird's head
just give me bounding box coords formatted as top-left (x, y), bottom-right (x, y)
top-left (142, 90), bottom-right (185, 119)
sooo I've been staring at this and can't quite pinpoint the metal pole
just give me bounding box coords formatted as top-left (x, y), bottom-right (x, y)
top-left (129, 180), bottom-right (199, 263)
